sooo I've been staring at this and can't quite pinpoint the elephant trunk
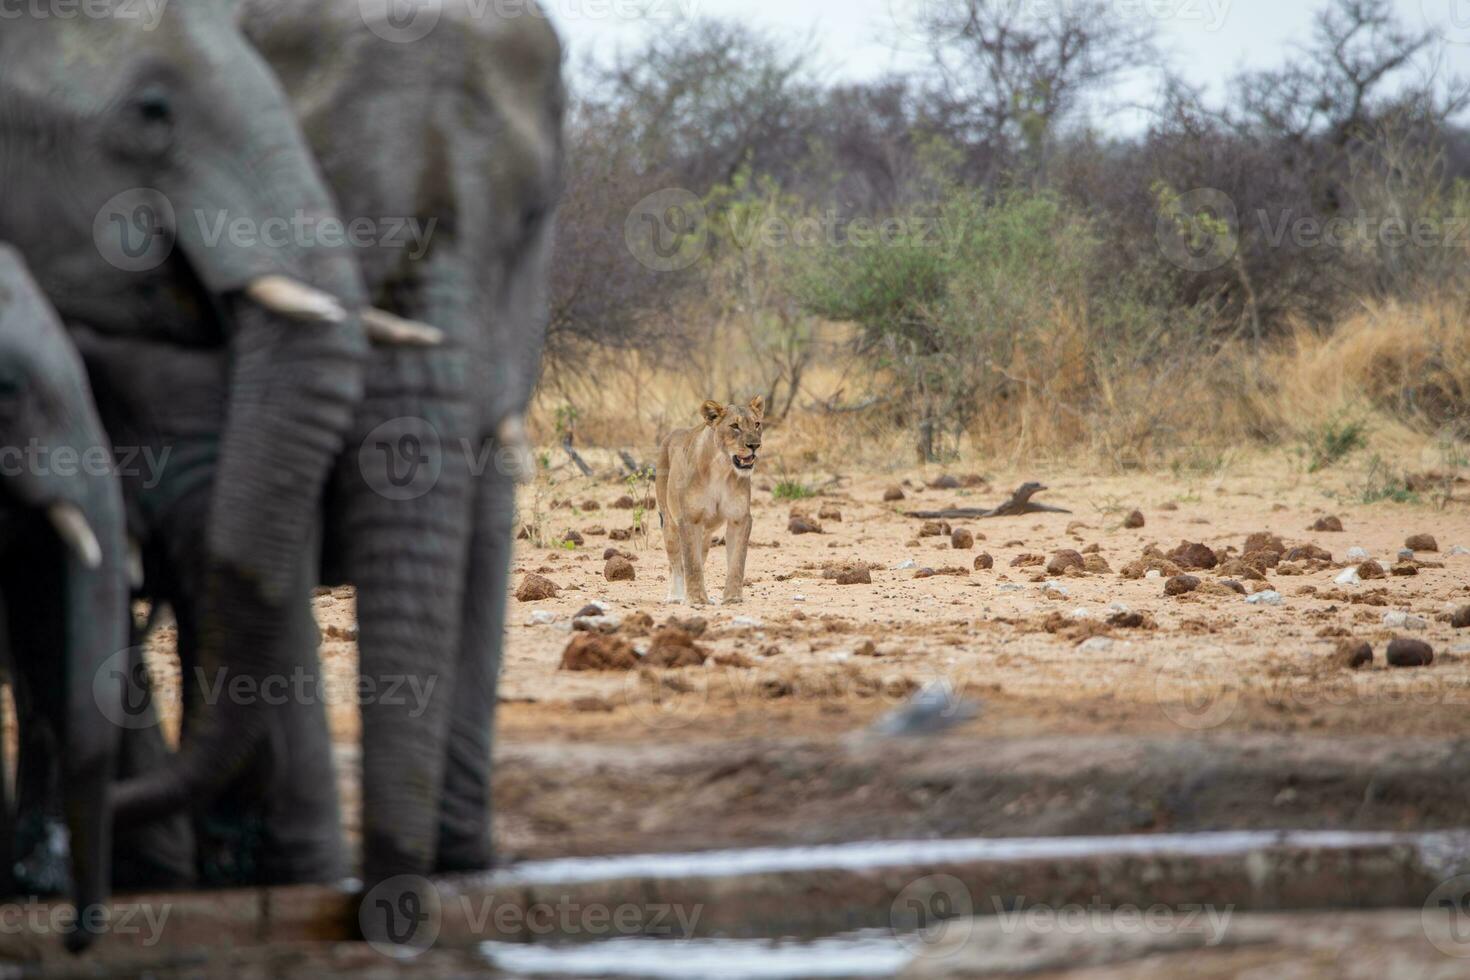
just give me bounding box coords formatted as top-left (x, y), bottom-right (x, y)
top-left (59, 477), bottom-right (128, 952)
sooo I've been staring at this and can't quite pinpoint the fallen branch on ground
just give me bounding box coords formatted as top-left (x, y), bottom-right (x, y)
top-left (903, 482), bottom-right (1071, 519)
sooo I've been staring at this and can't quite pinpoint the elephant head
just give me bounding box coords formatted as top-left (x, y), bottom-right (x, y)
top-left (0, 245), bottom-right (127, 952)
top-left (0, 0), bottom-right (371, 602)
top-left (0, 1), bottom-right (423, 816)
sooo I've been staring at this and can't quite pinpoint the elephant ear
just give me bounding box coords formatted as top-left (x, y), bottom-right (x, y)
top-left (700, 400), bottom-right (726, 426)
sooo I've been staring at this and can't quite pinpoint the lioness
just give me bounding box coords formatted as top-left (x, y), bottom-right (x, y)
top-left (656, 396), bottom-right (765, 605)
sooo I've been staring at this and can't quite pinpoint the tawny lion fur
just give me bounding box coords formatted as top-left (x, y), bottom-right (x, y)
top-left (655, 396), bottom-right (765, 605)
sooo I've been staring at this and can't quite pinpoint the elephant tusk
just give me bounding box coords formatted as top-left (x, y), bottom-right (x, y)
top-left (47, 503), bottom-right (103, 570)
top-left (244, 275), bottom-right (347, 324)
top-left (362, 308), bottom-right (445, 347)
top-left (496, 413), bottom-right (535, 484)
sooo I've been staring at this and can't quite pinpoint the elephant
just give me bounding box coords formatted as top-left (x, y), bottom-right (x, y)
top-left (228, 0), bottom-right (565, 904)
top-left (0, 0), bottom-right (440, 878)
top-left (0, 246), bottom-right (128, 952)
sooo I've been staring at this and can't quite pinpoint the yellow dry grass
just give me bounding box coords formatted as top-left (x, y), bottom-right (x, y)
top-left (530, 297), bottom-right (1470, 479)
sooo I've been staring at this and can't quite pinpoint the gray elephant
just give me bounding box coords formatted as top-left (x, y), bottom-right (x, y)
top-left (0, 1), bottom-right (457, 884)
top-left (0, 246), bottom-right (127, 952)
top-left (230, 0), bottom-right (564, 901)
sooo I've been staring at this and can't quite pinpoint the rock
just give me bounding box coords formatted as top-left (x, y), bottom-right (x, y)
top-left (572, 614), bottom-right (621, 634)
top-left (929, 474), bottom-right (962, 489)
top-left (1078, 637), bottom-right (1114, 653)
top-left (574, 602), bottom-right (607, 618)
top-left (515, 573), bottom-right (559, 602)
top-left (1120, 557), bottom-right (1182, 580)
top-left (559, 634), bottom-right (637, 671)
top-left (836, 565), bottom-right (872, 585)
top-left (560, 530), bottom-right (584, 547)
top-left (1386, 637), bottom-right (1434, 668)
top-left (581, 499), bottom-right (601, 512)
top-left (1336, 640), bottom-right (1373, 669)
top-left (918, 521), bottom-right (950, 538)
top-left (1082, 554), bottom-right (1111, 574)
top-left (973, 553), bottom-right (994, 570)
top-left (1284, 544), bottom-right (1332, 563)
top-left (1244, 532), bottom-right (1285, 555)
top-left (605, 556), bottom-right (636, 582)
top-left (893, 558), bottom-right (918, 571)
top-left (585, 525), bottom-right (607, 536)
top-left (788, 516), bottom-right (823, 535)
top-left (854, 640), bottom-right (881, 657)
top-left (1346, 547), bottom-right (1370, 562)
top-left (1246, 590), bottom-right (1284, 606)
top-left (643, 627), bottom-right (709, 668)
top-left (1449, 545), bottom-right (1470, 557)
top-left (1169, 541), bottom-right (1219, 570)
top-left (1165, 574), bottom-right (1201, 596)
top-left (1452, 606), bottom-right (1470, 629)
top-left (1123, 510), bottom-right (1145, 529)
top-left (883, 485), bottom-right (905, 502)
top-left (1382, 611), bottom-right (1429, 630)
top-left (609, 528), bottom-right (632, 541)
top-left (1107, 610), bottom-right (1156, 629)
top-left (951, 528), bottom-right (975, 550)
top-left (1405, 534), bottom-right (1439, 552)
top-left (1218, 559), bottom-right (1267, 582)
top-left (527, 610), bottom-right (558, 626)
top-left (818, 504), bottom-right (843, 522)
top-left (665, 615), bottom-right (707, 637)
top-left (1390, 562), bottom-right (1419, 577)
top-left (324, 623), bottom-right (359, 642)
top-left (1046, 550), bottom-right (1085, 576)
top-left (1311, 516), bottom-right (1344, 532)
top-left (1218, 579), bottom-right (1248, 595)
top-left (1010, 553), bottom-right (1044, 568)
top-left (1334, 567), bottom-right (1361, 586)
top-left (1356, 560), bottom-right (1385, 580)
top-left (612, 495), bottom-right (637, 509)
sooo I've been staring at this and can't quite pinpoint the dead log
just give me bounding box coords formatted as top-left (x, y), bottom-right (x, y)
top-left (904, 482), bottom-right (1070, 520)
top-left (563, 436), bottom-right (592, 477)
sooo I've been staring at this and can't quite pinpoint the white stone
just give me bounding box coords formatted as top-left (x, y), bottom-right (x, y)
top-left (1449, 545), bottom-right (1470, 557)
top-left (1382, 611), bottom-right (1429, 630)
top-left (1079, 637), bottom-right (1114, 653)
top-left (1334, 568), bottom-right (1361, 586)
top-left (528, 610), bottom-right (558, 625)
top-left (893, 558), bottom-right (918, 570)
top-left (1246, 590), bottom-right (1284, 606)
top-left (793, 595), bottom-right (807, 602)
top-left (1145, 569), bottom-right (1162, 581)
top-left (732, 615), bottom-right (763, 628)
top-left (1346, 547), bottom-right (1370, 562)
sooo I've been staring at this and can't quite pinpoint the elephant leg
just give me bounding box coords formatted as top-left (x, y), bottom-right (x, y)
top-left (435, 460), bottom-right (515, 872)
top-left (341, 348), bottom-right (475, 888)
top-left (158, 488), bottom-right (344, 886)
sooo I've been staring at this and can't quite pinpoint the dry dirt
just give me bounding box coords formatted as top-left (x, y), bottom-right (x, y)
top-left (136, 459), bottom-right (1470, 861)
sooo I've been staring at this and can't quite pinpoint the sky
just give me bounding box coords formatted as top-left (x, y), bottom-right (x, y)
top-left (547, 0), bottom-right (1470, 125)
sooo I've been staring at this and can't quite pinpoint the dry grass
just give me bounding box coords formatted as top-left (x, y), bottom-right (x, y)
top-left (530, 297), bottom-right (1470, 478)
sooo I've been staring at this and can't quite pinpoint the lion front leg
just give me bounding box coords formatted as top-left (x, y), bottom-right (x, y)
top-left (722, 516), bottom-right (752, 604)
top-left (662, 520), bottom-right (686, 604)
top-left (679, 520), bottom-right (711, 606)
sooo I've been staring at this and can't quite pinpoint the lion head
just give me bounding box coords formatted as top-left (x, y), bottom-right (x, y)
top-left (700, 395), bottom-right (765, 477)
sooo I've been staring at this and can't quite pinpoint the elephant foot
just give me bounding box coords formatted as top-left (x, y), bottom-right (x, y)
top-left (435, 836), bottom-right (494, 874)
top-left (12, 815), bottom-right (71, 897)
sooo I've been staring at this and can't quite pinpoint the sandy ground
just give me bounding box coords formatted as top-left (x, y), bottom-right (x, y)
top-left (123, 456), bottom-right (1470, 860)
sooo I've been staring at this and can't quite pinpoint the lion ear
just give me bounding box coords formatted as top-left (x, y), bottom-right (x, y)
top-left (700, 400), bottom-right (726, 426)
top-left (747, 395), bottom-right (766, 419)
